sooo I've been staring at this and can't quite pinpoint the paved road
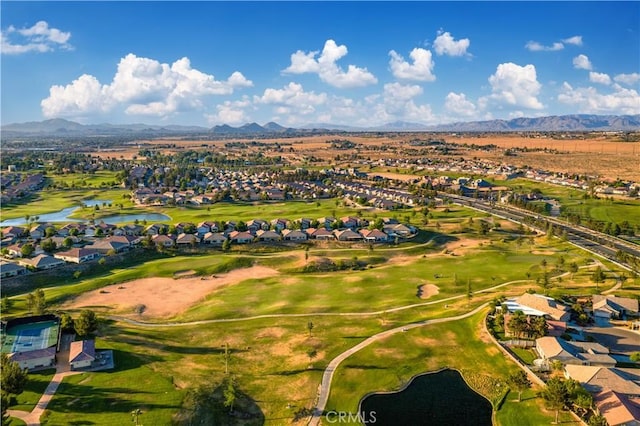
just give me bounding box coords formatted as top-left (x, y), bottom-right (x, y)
top-left (307, 303), bottom-right (489, 426)
top-left (443, 193), bottom-right (639, 272)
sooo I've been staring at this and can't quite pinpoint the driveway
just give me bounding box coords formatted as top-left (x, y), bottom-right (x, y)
top-left (583, 325), bottom-right (640, 354)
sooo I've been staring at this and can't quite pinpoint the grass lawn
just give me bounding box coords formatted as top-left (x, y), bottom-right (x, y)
top-left (7, 369), bottom-right (56, 412)
top-left (510, 347), bottom-right (537, 365)
top-left (42, 346), bottom-right (183, 425)
top-left (323, 310), bottom-right (578, 425)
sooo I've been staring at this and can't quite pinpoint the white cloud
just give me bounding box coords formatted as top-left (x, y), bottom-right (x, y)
top-left (614, 72), bottom-right (640, 86)
top-left (589, 72), bottom-right (611, 85)
top-left (206, 99), bottom-right (252, 125)
top-left (433, 31), bottom-right (470, 56)
top-left (444, 92), bottom-right (477, 117)
top-left (382, 82), bottom-right (435, 123)
top-left (255, 82), bottom-right (326, 116)
top-left (558, 82), bottom-right (640, 115)
top-left (562, 35), bottom-right (583, 46)
top-left (480, 62), bottom-right (543, 110)
top-left (283, 39), bottom-right (377, 88)
top-left (1, 21), bottom-right (72, 54)
top-left (525, 41), bottom-right (564, 52)
top-left (41, 53), bottom-right (252, 118)
top-left (388, 48), bottom-right (436, 82)
top-left (41, 74), bottom-right (107, 118)
top-left (573, 54), bottom-right (592, 70)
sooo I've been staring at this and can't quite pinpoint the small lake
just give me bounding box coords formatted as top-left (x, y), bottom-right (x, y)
top-left (359, 369), bottom-right (492, 426)
top-left (0, 200), bottom-right (171, 226)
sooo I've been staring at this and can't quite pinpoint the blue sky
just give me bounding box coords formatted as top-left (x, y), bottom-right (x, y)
top-left (2, 1), bottom-right (639, 127)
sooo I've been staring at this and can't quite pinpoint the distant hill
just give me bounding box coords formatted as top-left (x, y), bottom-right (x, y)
top-left (2, 114), bottom-right (638, 137)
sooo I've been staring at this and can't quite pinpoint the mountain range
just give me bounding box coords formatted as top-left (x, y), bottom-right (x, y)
top-left (2, 114), bottom-right (639, 137)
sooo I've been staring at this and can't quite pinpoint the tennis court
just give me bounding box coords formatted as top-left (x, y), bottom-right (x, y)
top-left (1, 320), bottom-right (59, 354)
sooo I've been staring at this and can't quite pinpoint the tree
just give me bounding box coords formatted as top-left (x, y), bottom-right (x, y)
top-left (466, 279), bottom-right (472, 305)
top-left (131, 408), bottom-right (142, 426)
top-left (60, 313), bottom-right (75, 333)
top-left (20, 243), bottom-right (34, 257)
top-left (41, 238), bottom-right (57, 253)
top-left (587, 414), bottom-right (608, 426)
top-left (221, 239), bottom-right (231, 252)
top-left (2, 392), bottom-right (10, 425)
top-left (1, 296), bottom-right (13, 312)
top-left (540, 377), bottom-right (568, 424)
top-left (26, 292), bottom-right (36, 313)
top-left (591, 267), bottom-right (605, 288)
top-left (223, 377), bottom-right (237, 413)
top-left (307, 321), bottom-right (314, 337)
top-left (306, 348), bottom-right (317, 365)
top-left (531, 316), bottom-right (548, 338)
top-left (508, 310), bottom-right (529, 338)
top-left (630, 352), bottom-right (640, 362)
top-left (74, 310), bottom-right (98, 337)
top-left (569, 262), bottom-right (579, 279)
top-left (1, 353), bottom-right (28, 395)
top-left (33, 288), bottom-right (46, 315)
top-left (507, 371), bottom-right (531, 402)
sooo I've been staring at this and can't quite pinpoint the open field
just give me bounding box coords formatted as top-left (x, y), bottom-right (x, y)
top-left (62, 265), bottom-right (279, 318)
top-left (3, 194), bottom-right (637, 424)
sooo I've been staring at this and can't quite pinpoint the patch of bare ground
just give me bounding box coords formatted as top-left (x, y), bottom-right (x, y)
top-left (444, 238), bottom-right (489, 256)
top-left (416, 283), bottom-right (440, 299)
top-left (255, 327), bottom-right (287, 339)
top-left (531, 250), bottom-right (555, 255)
top-left (62, 266), bottom-right (279, 318)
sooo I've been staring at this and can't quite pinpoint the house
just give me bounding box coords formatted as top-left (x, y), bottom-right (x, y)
top-left (6, 243), bottom-right (26, 258)
top-left (69, 340), bottom-right (96, 370)
top-left (118, 224), bottom-right (144, 236)
top-left (536, 336), bottom-right (616, 367)
top-left (151, 234), bottom-right (174, 247)
top-left (2, 226), bottom-right (26, 239)
top-left (564, 365), bottom-right (640, 395)
top-left (29, 224), bottom-right (48, 240)
top-left (19, 254), bottom-right (65, 270)
top-left (229, 231), bottom-right (254, 244)
top-left (564, 365), bottom-right (640, 426)
top-left (256, 230), bottom-right (281, 242)
top-left (282, 229), bottom-right (307, 241)
top-left (501, 293), bottom-right (570, 322)
top-left (145, 223), bottom-right (168, 236)
top-left (383, 223), bottom-right (414, 237)
top-left (0, 261), bottom-right (27, 278)
top-left (359, 229), bottom-right (389, 242)
top-left (592, 295), bottom-right (639, 322)
top-left (175, 233), bottom-right (199, 245)
top-left (54, 248), bottom-right (100, 264)
top-left (90, 238), bottom-right (131, 254)
top-left (306, 228), bottom-right (334, 240)
top-left (270, 218), bottom-right (289, 232)
top-left (247, 219), bottom-right (269, 234)
top-left (202, 232), bottom-right (227, 246)
top-left (340, 216), bottom-right (360, 230)
top-left (317, 217), bottom-right (336, 229)
top-left (196, 221), bottom-right (216, 237)
top-left (9, 347), bottom-right (56, 370)
top-left (593, 389), bottom-right (640, 426)
top-left (333, 229), bottom-right (363, 242)
top-left (298, 218), bottom-right (313, 230)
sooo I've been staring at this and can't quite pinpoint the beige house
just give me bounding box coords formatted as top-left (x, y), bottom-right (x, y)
top-left (69, 340), bottom-right (96, 370)
top-left (9, 347), bottom-right (56, 370)
top-left (536, 336), bottom-right (616, 367)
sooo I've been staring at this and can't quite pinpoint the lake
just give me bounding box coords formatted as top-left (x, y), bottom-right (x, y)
top-left (0, 200), bottom-right (171, 226)
top-left (359, 369), bottom-right (493, 426)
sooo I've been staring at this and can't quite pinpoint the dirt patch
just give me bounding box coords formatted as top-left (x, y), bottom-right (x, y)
top-left (174, 269), bottom-right (197, 278)
top-left (62, 266), bottom-right (279, 318)
top-left (444, 238), bottom-right (488, 256)
top-left (531, 250), bottom-right (555, 255)
top-left (417, 284), bottom-right (440, 299)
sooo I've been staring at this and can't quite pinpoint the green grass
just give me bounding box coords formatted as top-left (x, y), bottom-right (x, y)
top-left (510, 347), bottom-right (537, 365)
top-left (489, 177), bottom-right (640, 228)
top-left (47, 170), bottom-right (121, 188)
top-left (323, 310), bottom-right (577, 425)
top-left (7, 369), bottom-right (56, 412)
top-left (42, 346), bottom-right (183, 425)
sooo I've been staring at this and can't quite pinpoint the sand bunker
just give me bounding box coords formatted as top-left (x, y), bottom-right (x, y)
top-left (63, 266), bottom-right (278, 318)
top-left (417, 283), bottom-right (440, 299)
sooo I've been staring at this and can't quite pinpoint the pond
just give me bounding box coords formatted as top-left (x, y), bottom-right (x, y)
top-left (359, 369), bottom-right (492, 426)
top-left (0, 200), bottom-right (171, 227)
